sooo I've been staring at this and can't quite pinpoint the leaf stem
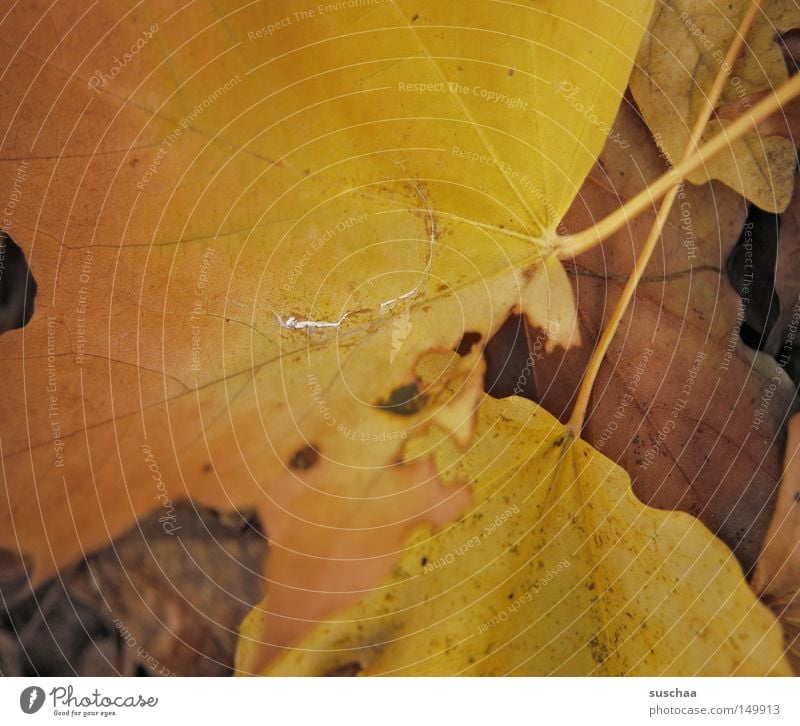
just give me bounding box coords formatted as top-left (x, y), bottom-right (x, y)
top-left (565, 0), bottom-right (765, 436)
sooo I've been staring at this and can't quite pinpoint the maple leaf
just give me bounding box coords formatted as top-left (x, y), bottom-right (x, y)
top-left (237, 394), bottom-right (791, 676)
top-left (0, 0), bottom-right (653, 652)
top-left (631, 0), bottom-right (800, 211)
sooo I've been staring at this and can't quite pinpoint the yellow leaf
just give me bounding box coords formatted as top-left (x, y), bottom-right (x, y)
top-left (239, 395), bottom-right (792, 675)
top-left (0, 0), bottom-right (651, 650)
top-left (630, 0), bottom-right (799, 212)
top-left (538, 103), bottom-right (790, 572)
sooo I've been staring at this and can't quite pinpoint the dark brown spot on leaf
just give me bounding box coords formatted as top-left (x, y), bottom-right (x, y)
top-left (589, 635), bottom-right (608, 665)
top-left (375, 382), bottom-right (427, 415)
top-left (289, 445), bottom-right (319, 470)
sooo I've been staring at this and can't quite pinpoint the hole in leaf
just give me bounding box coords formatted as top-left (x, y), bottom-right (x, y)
top-left (455, 330), bottom-right (482, 356)
top-left (0, 231), bottom-right (37, 334)
top-left (483, 314), bottom-right (537, 401)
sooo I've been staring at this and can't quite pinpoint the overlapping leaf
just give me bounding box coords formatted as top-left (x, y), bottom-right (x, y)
top-left (238, 395), bottom-right (790, 675)
top-left (535, 103), bottom-right (794, 571)
top-left (0, 0), bottom-right (652, 650)
top-left (753, 413), bottom-right (800, 672)
top-left (631, 0), bottom-right (799, 211)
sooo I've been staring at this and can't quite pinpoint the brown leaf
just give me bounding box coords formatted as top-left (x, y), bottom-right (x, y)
top-left (752, 413), bottom-right (800, 673)
top-left (631, 0), bottom-right (800, 211)
top-left (532, 101), bottom-right (795, 571)
top-left (68, 503), bottom-right (266, 676)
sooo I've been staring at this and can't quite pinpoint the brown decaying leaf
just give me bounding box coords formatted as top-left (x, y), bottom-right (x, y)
top-left (753, 413), bottom-right (800, 673)
top-left (631, 0), bottom-right (800, 211)
top-left (67, 503), bottom-right (266, 676)
top-left (1, 503), bottom-right (265, 675)
top-left (0, 582), bottom-right (111, 676)
top-left (531, 101), bottom-right (795, 572)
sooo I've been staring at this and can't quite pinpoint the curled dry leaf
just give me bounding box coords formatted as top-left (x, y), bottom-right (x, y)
top-left (0, 0), bottom-right (652, 652)
top-left (237, 395), bottom-right (790, 676)
top-left (752, 413), bottom-right (800, 673)
top-left (631, 0), bottom-right (800, 212)
top-left (534, 102), bottom-right (794, 572)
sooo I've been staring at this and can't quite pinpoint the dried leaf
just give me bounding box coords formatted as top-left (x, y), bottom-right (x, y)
top-left (535, 102), bottom-right (794, 571)
top-left (765, 180), bottom-right (800, 373)
top-left (68, 504), bottom-right (266, 676)
top-left (238, 395), bottom-right (791, 676)
top-left (631, 0), bottom-right (800, 211)
top-left (753, 413), bottom-right (800, 673)
top-left (0, 0), bottom-right (651, 651)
